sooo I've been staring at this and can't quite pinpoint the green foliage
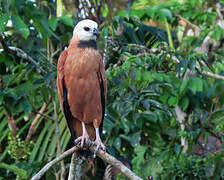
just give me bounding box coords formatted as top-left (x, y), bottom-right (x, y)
top-left (0, 162), bottom-right (27, 179)
top-left (11, 15), bottom-right (30, 39)
top-left (0, 13), bottom-right (9, 34)
top-left (159, 153), bottom-right (224, 180)
top-left (102, 0), bottom-right (224, 179)
top-left (7, 134), bottom-right (32, 161)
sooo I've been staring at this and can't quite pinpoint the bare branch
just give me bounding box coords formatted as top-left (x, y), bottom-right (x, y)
top-left (31, 146), bottom-right (79, 180)
top-left (175, 14), bottom-right (200, 36)
top-left (5, 111), bottom-right (17, 141)
top-left (31, 144), bottom-right (143, 180)
top-left (68, 152), bottom-right (83, 180)
top-left (175, 106), bottom-right (188, 153)
top-left (25, 96), bottom-right (51, 142)
top-left (68, 153), bottom-right (76, 180)
top-left (0, 35), bottom-right (46, 75)
top-left (202, 71), bottom-right (224, 81)
top-left (89, 146), bottom-right (143, 180)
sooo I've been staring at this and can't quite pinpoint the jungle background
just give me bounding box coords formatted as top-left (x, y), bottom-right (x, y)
top-left (0, 0), bottom-right (224, 179)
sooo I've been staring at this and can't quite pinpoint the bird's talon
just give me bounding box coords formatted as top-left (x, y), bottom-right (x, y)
top-left (93, 139), bottom-right (106, 158)
top-left (86, 139), bottom-right (92, 147)
top-left (74, 135), bottom-right (90, 148)
top-left (81, 138), bottom-right (84, 148)
top-left (93, 144), bottom-right (100, 158)
top-left (74, 137), bottom-right (81, 146)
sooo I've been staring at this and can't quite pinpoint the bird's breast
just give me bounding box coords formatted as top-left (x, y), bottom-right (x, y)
top-left (66, 49), bottom-right (99, 75)
top-left (62, 48), bottom-right (103, 123)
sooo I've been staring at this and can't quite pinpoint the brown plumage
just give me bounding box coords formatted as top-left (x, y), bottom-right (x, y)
top-left (57, 19), bottom-right (106, 151)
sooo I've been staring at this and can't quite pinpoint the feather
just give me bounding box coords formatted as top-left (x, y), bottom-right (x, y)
top-left (62, 77), bottom-right (76, 141)
top-left (78, 40), bottom-right (97, 50)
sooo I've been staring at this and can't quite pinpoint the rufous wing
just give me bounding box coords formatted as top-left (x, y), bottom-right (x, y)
top-left (57, 50), bottom-right (77, 141)
top-left (57, 50), bottom-right (67, 111)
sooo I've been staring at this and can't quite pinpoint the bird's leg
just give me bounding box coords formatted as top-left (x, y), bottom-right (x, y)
top-left (74, 122), bottom-right (91, 147)
top-left (93, 127), bottom-right (106, 158)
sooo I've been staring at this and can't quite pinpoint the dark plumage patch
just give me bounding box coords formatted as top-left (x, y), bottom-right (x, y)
top-left (78, 40), bottom-right (97, 50)
top-left (99, 74), bottom-right (105, 135)
top-left (62, 77), bottom-right (76, 143)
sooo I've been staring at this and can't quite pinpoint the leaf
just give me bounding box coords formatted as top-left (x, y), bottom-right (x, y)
top-left (48, 17), bottom-right (58, 31)
top-left (189, 0), bottom-right (197, 7)
top-left (40, 18), bottom-right (59, 39)
top-left (161, 8), bottom-right (172, 20)
top-left (118, 10), bottom-right (130, 19)
top-left (114, 137), bottom-right (121, 151)
top-left (174, 144), bottom-right (181, 155)
top-left (159, 93), bottom-right (169, 103)
top-left (135, 70), bottom-right (141, 82)
top-left (130, 132), bottom-right (141, 147)
top-left (168, 96), bottom-right (178, 107)
top-left (0, 162), bottom-right (27, 179)
top-left (211, 26), bottom-right (224, 41)
top-left (37, 124), bottom-right (55, 161)
top-left (189, 77), bottom-right (203, 94)
top-left (29, 120), bottom-right (51, 162)
top-left (60, 14), bottom-right (73, 27)
top-left (11, 16), bottom-right (30, 39)
top-left (130, 10), bottom-right (145, 19)
top-left (141, 111), bottom-right (158, 123)
top-left (132, 145), bottom-right (148, 173)
top-left (43, 71), bottom-right (56, 86)
top-left (0, 14), bottom-right (9, 33)
top-left (181, 97), bottom-right (189, 111)
top-left (179, 79), bottom-right (188, 95)
top-left (21, 99), bottom-right (32, 114)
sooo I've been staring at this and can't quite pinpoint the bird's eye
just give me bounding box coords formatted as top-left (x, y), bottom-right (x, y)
top-left (84, 27), bottom-right (90, 31)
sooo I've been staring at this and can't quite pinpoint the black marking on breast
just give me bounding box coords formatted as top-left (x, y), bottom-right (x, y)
top-left (78, 40), bottom-right (97, 50)
top-left (62, 77), bottom-right (76, 142)
top-left (98, 74), bottom-right (105, 135)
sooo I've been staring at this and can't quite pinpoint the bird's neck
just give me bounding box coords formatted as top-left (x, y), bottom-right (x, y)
top-left (77, 40), bottom-right (97, 50)
top-left (69, 37), bottom-right (97, 50)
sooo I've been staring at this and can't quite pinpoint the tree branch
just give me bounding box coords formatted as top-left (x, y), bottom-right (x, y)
top-left (202, 71), bottom-right (224, 80)
top-left (31, 146), bottom-right (79, 180)
top-left (31, 144), bottom-right (143, 180)
top-left (4, 110), bottom-right (17, 141)
top-left (175, 106), bottom-right (188, 153)
top-left (89, 146), bottom-right (143, 180)
top-left (0, 35), bottom-right (46, 75)
top-left (68, 152), bottom-right (83, 180)
top-left (25, 96), bottom-right (51, 142)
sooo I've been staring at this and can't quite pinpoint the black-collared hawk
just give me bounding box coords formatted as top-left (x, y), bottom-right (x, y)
top-left (57, 19), bottom-right (107, 153)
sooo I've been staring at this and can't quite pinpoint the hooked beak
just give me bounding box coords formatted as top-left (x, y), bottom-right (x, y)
top-left (93, 28), bottom-right (99, 37)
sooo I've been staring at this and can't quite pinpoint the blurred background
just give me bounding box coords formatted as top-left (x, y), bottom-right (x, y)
top-left (0, 0), bottom-right (224, 179)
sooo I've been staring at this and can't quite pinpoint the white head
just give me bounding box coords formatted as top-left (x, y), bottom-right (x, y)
top-left (73, 19), bottom-right (99, 41)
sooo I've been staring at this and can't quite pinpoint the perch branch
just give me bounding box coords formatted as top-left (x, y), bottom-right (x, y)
top-left (68, 153), bottom-right (76, 180)
top-left (89, 146), bottom-right (143, 180)
top-left (31, 144), bottom-right (143, 180)
top-left (68, 152), bottom-right (83, 180)
top-left (31, 146), bottom-right (79, 180)
top-left (0, 35), bottom-right (46, 75)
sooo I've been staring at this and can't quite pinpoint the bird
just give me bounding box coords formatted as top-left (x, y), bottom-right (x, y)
top-left (57, 19), bottom-right (107, 154)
